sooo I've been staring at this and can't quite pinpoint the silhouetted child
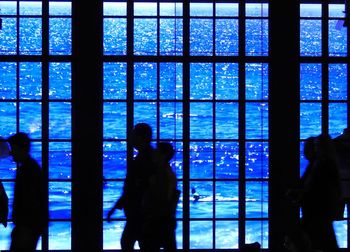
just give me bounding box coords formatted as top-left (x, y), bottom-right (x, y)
top-left (140, 142), bottom-right (180, 252)
top-left (7, 132), bottom-right (46, 251)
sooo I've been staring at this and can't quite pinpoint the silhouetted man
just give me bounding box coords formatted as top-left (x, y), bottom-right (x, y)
top-left (8, 132), bottom-right (46, 251)
top-left (107, 123), bottom-right (156, 251)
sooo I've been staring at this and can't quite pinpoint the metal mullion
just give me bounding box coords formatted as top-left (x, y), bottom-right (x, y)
top-left (182, 0), bottom-right (190, 250)
top-left (41, 0), bottom-right (50, 250)
top-left (126, 0), bottom-right (134, 164)
top-left (322, 1), bottom-right (329, 134)
top-left (157, 3), bottom-right (160, 142)
top-left (238, 0), bottom-right (246, 249)
top-left (212, 2), bottom-right (217, 250)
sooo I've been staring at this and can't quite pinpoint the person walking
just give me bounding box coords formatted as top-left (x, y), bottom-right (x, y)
top-left (107, 123), bottom-right (157, 251)
top-left (7, 132), bottom-right (46, 251)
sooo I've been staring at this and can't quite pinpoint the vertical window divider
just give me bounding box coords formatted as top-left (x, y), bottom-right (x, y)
top-left (41, 0), bottom-right (50, 250)
top-left (322, 2), bottom-right (329, 134)
top-left (238, 0), bottom-right (246, 248)
top-left (182, 0), bottom-right (190, 250)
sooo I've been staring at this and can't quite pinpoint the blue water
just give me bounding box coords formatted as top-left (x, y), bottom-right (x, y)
top-left (0, 2), bottom-right (349, 250)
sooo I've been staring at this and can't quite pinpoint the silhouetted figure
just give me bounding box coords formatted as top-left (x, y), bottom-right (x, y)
top-left (0, 137), bottom-right (9, 228)
top-left (107, 123), bottom-right (156, 251)
top-left (241, 242), bottom-right (261, 251)
top-left (299, 134), bottom-right (341, 252)
top-left (140, 142), bottom-right (180, 252)
top-left (333, 127), bottom-right (350, 205)
top-left (7, 132), bottom-right (46, 251)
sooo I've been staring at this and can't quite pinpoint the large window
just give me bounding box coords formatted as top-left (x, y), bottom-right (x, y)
top-left (0, 0), bottom-right (72, 250)
top-left (0, 0), bottom-right (348, 251)
top-left (102, 1), bottom-right (269, 250)
top-left (299, 3), bottom-right (349, 248)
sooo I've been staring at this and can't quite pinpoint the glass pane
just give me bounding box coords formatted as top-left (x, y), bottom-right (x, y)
top-left (103, 221), bottom-right (125, 250)
top-left (329, 20), bottom-right (347, 56)
top-left (190, 3), bottom-right (213, 17)
top-left (134, 19), bottom-right (157, 55)
top-left (215, 63), bottom-right (239, 100)
top-left (329, 64), bottom-right (347, 100)
top-left (245, 19), bottom-right (268, 56)
top-left (103, 102), bottom-right (127, 139)
top-left (103, 2), bottom-right (126, 16)
top-left (334, 220), bottom-right (347, 248)
top-left (245, 220), bottom-right (269, 249)
top-left (0, 103), bottom-right (16, 137)
top-left (19, 1), bottom-right (41, 15)
top-left (246, 63), bottom-right (269, 100)
top-left (159, 102), bottom-right (183, 139)
top-left (160, 3), bottom-right (183, 16)
top-left (215, 181), bottom-right (239, 218)
top-left (19, 18), bottom-right (42, 55)
top-left (173, 143), bottom-right (183, 180)
top-left (134, 2), bottom-right (157, 16)
top-left (329, 103), bottom-right (347, 137)
top-left (103, 141), bottom-right (127, 179)
top-left (190, 102), bottom-right (213, 139)
top-left (103, 62), bottom-right (127, 99)
top-left (160, 18), bottom-right (183, 56)
top-left (19, 62), bottom-right (42, 100)
top-left (246, 142), bottom-right (269, 179)
top-left (216, 3), bottom-right (238, 17)
top-left (329, 4), bottom-right (345, 18)
top-left (133, 102), bottom-right (157, 133)
top-left (300, 102), bottom-right (322, 139)
top-left (215, 142), bottom-right (239, 179)
top-left (215, 102), bottom-right (238, 139)
top-left (190, 19), bottom-right (213, 56)
top-left (49, 62), bottom-right (71, 99)
top-left (190, 63), bottom-right (213, 100)
top-left (190, 221), bottom-right (213, 249)
top-left (0, 18), bottom-right (17, 55)
top-left (300, 64), bottom-right (322, 100)
top-left (0, 62), bottom-right (17, 99)
top-left (49, 18), bottom-right (72, 55)
top-left (0, 222), bottom-right (13, 250)
top-left (103, 181), bottom-right (125, 219)
top-left (0, 1), bottom-right (17, 15)
top-left (103, 18), bottom-right (127, 55)
top-left (215, 19), bottom-right (238, 56)
top-left (160, 63), bottom-right (183, 100)
top-left (245, 103), bottom-right (269, 140)
top-left (49, 221), bottom-right (71, 250)
top-left (300, 4), bottom-right (322, 17)
top-left (49, 182), bottom-right (71, 219)
top-left (49, 142), bottom-right (71, 180)
top-left (246, 3), bottom-right (268, 17)
top-left (19, 102), bottom-right (42, 138)
top-left (300, 20), bottom-right (321, 56)
top-left (190, 142), bottom-right (213, 179)
top-left (49, 102), bottom-right (71, 139)
top-left (246, 181), bottom-right (268, 218)
top-left (215, 221), bottom-right (238, 249)
top-left (134, 62), bottom-right (157, 100)
top-left (49, 2), bottom-right (72, 16)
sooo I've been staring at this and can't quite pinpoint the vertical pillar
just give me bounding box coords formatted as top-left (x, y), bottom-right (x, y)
top-left (71, 1), bottom-right (103, 251)
top-left (269, 1), bottom-right (300, 251)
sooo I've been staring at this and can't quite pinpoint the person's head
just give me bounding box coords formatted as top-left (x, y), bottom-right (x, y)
top-left (314, 133), bottom-right (336, 158)
top-left (156, 142), bottom-right (175, 164)
top-left (131, 123), bottom-right (152, 151)
top-left (7, 132), bottom-right (31, 163)
top-left (304, 136), bottom-right (316, 162)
